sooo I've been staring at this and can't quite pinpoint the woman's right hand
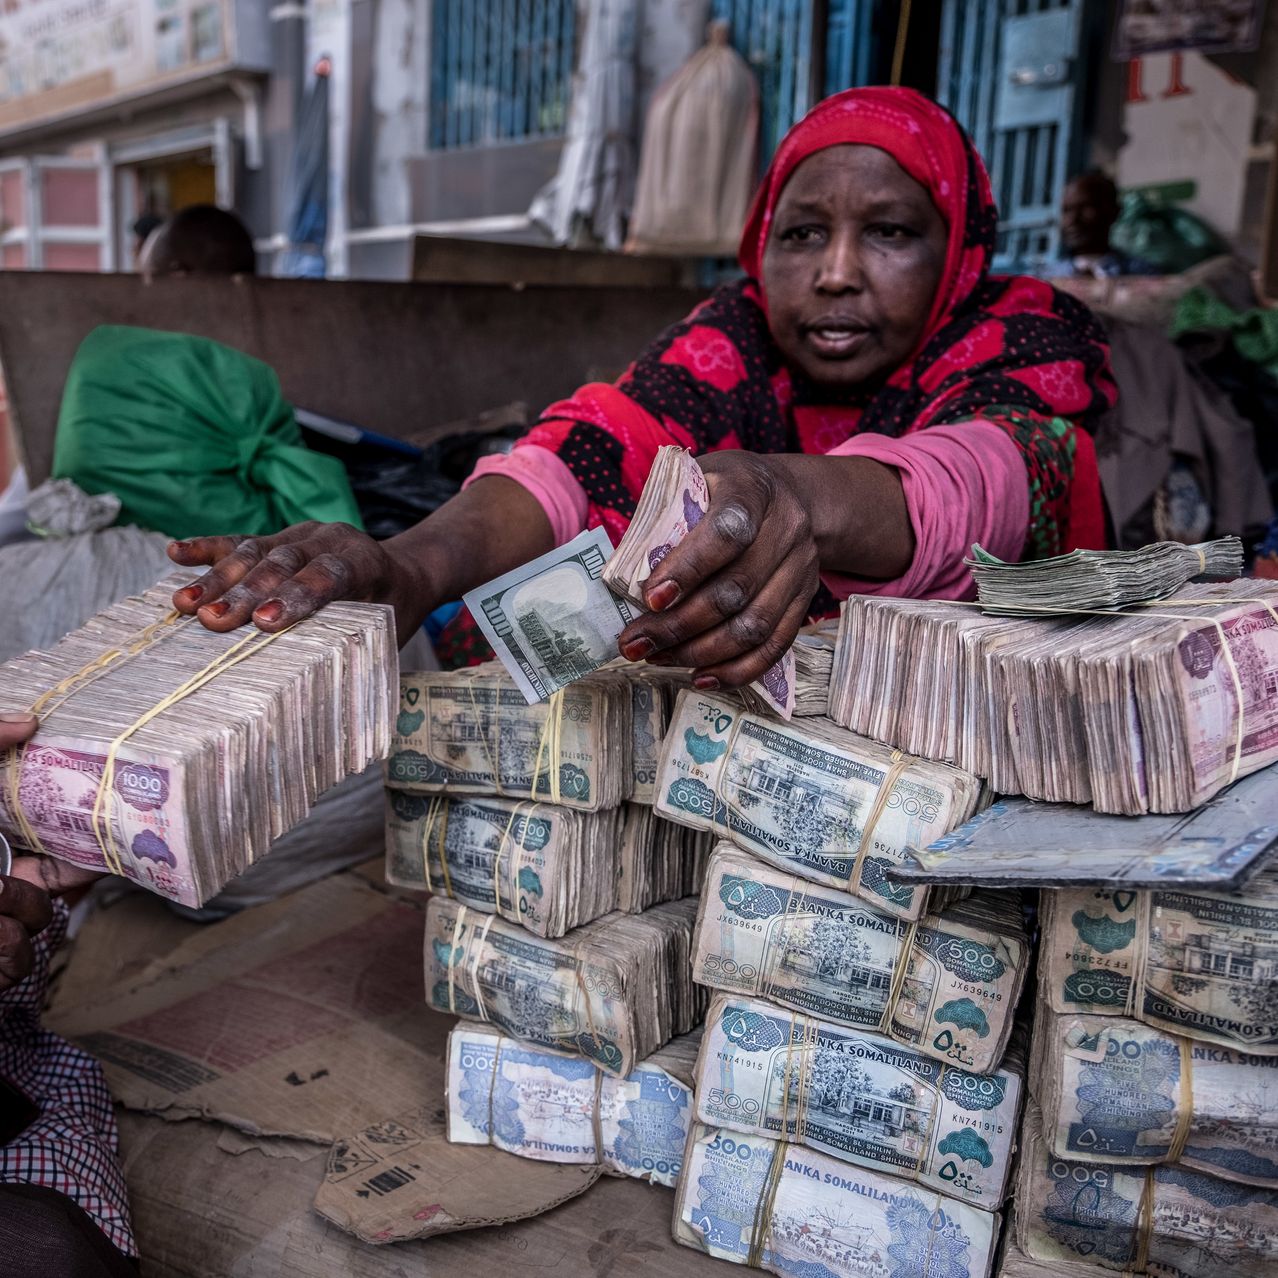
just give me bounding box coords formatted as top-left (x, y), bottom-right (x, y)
top-left (168, 521), bottom-right (431, 643)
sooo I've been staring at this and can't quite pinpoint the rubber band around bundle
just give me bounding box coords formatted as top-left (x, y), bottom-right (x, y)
top-left (590, 1069), bottom-right (606, 1165)
top-left (3, 608), bottom-right (191, 861)
top-left (485, 1036), bottom-right (505, 1146)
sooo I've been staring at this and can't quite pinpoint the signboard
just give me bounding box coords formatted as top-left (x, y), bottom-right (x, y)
top-left (1114, 0), bottom-right (1265, 58)
top-left (1118, 50), bottom-right (1256, 240)
top-left (0, 0), bottom-right (249, 136)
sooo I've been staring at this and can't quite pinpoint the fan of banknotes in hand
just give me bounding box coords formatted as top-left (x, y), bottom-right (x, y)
top-left (465, 446), bottom-right (796, 719)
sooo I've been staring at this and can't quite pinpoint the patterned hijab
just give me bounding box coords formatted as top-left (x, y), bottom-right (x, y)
top-left (735, 84), bottom-right (1116, 437)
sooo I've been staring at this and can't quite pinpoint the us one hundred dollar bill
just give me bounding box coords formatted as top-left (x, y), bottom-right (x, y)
top-left (1015, 1102), bottom-right (1278, 1276)
top-left (387, 663), bottom-right (633, 811)
top-left (653, 689), bottom-right (982, 921)
top-left (1032, 1005), bottom-right (1278, 1188)
top-left (425, 895), bottom-right (701, 1078)
top-left (674, 1123), bottom-right (998, 1277)
top-left (384, 790), bottom-right (622, 937)
top-left (693, 846), bottom-right (1029, 1074)
top-left (1039, 870), bottom-right (1278, 1055)
top-left (464, 527), bottom-right (640, 704)
top-left (693, 993), bottom-right (1022, 1210)
top-left (445, 1024), bottom-right (698, 1186)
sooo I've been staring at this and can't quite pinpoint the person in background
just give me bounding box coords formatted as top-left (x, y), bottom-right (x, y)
top-left (1055, 170), bottom-right (1156, 279)
top-left (0, 715), bottom-right (133, 1278)
top-left (170, 87), bottom-right (1117, 688)
top-left (139, 204), bottom-right (256, 280)
top-left (128, 213), bottom-right (163, 271)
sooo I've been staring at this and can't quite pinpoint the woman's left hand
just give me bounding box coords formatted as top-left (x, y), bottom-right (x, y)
top-left (616, 451), bottom-right (821, 688)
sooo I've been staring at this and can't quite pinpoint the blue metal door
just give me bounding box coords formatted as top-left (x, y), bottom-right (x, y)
top-left (938, 0), bottom-right (1090, 270)
top-left (712, 0), bottom-right (876, 164)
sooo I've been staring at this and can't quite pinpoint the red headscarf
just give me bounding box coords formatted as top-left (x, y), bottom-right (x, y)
top-left (740, 85), bottom-right (994, 348)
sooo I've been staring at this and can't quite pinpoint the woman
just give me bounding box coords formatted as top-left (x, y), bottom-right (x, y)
top-left (170, 88), bottom-right (1115, 688)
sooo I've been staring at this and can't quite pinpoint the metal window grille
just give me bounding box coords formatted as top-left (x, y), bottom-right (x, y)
top-left (429, 0), bottom-right (577, 150)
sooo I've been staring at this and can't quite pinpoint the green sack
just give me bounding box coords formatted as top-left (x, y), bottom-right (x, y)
top-left (52, 325), bottom-right (363, 540)
top-left (1110, 193), bottom-right (1228, 276)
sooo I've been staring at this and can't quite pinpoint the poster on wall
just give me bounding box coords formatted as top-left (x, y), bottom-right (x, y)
top-left (0, 0), bottom-right (239, 136)
top-left (1114, 0), bottom-right (1265, 57)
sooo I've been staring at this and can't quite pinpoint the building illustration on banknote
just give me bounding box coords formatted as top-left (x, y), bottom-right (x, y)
top-left (727, 752), bottom-right (857, 853)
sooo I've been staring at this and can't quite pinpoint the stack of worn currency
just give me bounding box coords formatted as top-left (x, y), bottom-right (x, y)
top-left (446, 1023), bottom-right (699, 1186)
top-left (616, 662), bottom-right (689, 802)
top-left (0, 576), bottom-right (395, 906)
top-left (828, 581), bottom-right (1278, 813)
top-left (384, 791), bottom-right (623, 935)
top-left (694, 845), bottom-right (1029, 1073)
top-left (693, 992), bottom-right (1025, 1210)
top-left (1009, 870), bottom-right (1278, 1273)
top-left (792, 623), bottom-right (838, 716)
top-left (600, 445), bottom-right (796, 720)
top-left (426, 894), bottom-right (702, 1077)
top-left (653, 686), bottom-right (983, 920)
top-left (616, 802), bottom-right (712, 913)
top-left (1013, 1101), bottom-right (1278, 1275)
top-left (388, 663), bottom-right (633, 811)
top-left (674, 1123), bottom-right (1001, 1276)
top-left (968, 536), bottom-right (1242, 615)
top-left (385, 791), bottom-right (711, 928)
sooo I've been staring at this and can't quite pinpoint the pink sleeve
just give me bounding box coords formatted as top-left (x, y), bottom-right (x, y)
top-left (464, 444), bottom-right (590, 548)
top-left (821, 421), bottom-right (1029, 601)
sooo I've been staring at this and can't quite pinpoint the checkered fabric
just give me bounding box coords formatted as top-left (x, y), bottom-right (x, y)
top-left (0, 900), bottom-right (135, 1257)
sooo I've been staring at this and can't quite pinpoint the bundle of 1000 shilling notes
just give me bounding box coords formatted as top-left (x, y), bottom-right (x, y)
top-left (425, 894), bottom-right (702, 1078)
top-left (694, 845), bottom-right (1028, 1073)
top-left (445, 1024), bottom-right (699, 1186)
top-left (693, 992), bottom-right (1024, 1210)
top-left (1015, 1102), bottom-right (1278, 1277)
top-left (388, 664), bottom-right (633, 811)
top-left (674, 1122), bottom-right (1000, 1277)
top-left (385, 792), bottom-right (710, 934)
top-left (829, 581), bottom-right (1278, 814)
top-left (653, 687), bottom-right (983, 921)
top-left (0, 576), bottom-right (395, 906)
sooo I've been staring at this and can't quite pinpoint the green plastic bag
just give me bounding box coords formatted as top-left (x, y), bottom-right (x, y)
top-left (1110, 193), bottom-right (1228, 276)
top-left (52, 325), bottom-right (363, 540)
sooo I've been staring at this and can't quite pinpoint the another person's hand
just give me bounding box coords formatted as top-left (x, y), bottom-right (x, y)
top-left (0, 713), bottom-right (53, 990)
top-left (168, 521), bottom-right (429, 644)
top-left (616, 451), bottom-right (822, 689)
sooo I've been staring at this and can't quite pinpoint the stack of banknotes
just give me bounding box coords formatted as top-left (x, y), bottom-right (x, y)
top-left (829, 581), bottom-right (1278, 813)
top-left (617, 664), bottom-right (689, 802)
top-left (653, 687), bottom-right (983, 920)
top-left (388, 664), bottom-right (634, 811)
top-left (425, 894), bottom-right (703, 1077)
top-left (445, 1024), bottom-right (699, 1186)
top-left (792, 624), bottom-right (838, 716)
top-left (693, 845), bottom-right (1029, 1073)
top-left (384, 790), bottom-right (623, 935)
top-left (1012, 869), bottom-right (1278, 1274)
top-left (674, 1123), bottom-right (1001, 1277)
top-left (0, 577), bottom-right (395, 906)
top-left (692, 992), bottom-right (1025, 1210)
top-left (385, 792), bottom-right (711, 929)
top-left (616, 802), bottom-right (712, 913)
top-left (967, 537), bottom-right (1242, 615)
top-left (1038, 872), bottom-right (1278, 1053)
top-left (1014, 1102), bottom-right (1278, 1276)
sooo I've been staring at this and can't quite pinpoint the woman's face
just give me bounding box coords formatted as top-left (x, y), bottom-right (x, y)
top-left (761, 144), bottom-right (948, 390)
